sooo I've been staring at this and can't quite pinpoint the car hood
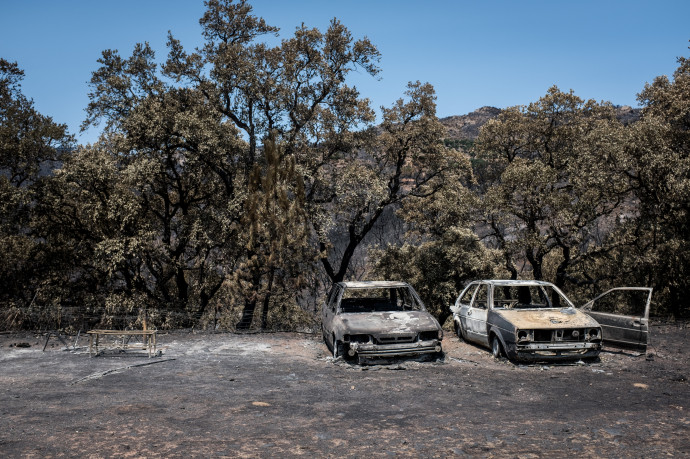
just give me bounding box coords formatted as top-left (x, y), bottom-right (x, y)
top-left (337, 311), bottom-right (440, 334)
top-left (493, 308), bottom-right (599, 329)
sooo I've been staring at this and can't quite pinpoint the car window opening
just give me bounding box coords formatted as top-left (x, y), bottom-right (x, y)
top-left (340, 287), bottom-right (423, 313)
top-left (492, 285), bottom-right (569, 309)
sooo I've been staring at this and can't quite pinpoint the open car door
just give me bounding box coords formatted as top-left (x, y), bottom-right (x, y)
top-left (580, 287), bottom-right (653, 351)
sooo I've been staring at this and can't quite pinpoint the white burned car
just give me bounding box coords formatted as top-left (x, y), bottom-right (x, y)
top-left (322, 281), bottom-right (443, 363)
top-left (451, 280), bottom-right (603, 362)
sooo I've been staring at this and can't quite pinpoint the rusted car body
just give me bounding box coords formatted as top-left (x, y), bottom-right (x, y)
top-left (580, 287), bottom-right (653, 351)
top-left (322, 281), bottom-right (443, 363)
top-left (451, 280), bottom-right (602, 362)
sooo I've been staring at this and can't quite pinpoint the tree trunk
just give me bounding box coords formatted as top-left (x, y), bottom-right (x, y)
top-left (668, 285), bottom-right (683, 319)
top-left (236, 266), bottom-right (262, 330)
top-left (260, 269), bottom-right (275, 330)
top-left (176, 267), bottom-right (188, 302)
top-left (505, 254), bottom-right (518, 280)
top-left (236, 296), bottom-right (257, 330)
top-left (555, 246), bottom-right (571, 290)
top-left (526, 249), bottom-right (543, 280)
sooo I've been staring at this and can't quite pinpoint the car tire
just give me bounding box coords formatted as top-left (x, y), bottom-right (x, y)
top-left (457, 322), bottom-right (467, 341)
top-left (454, 321), bottom-right (462, 340)
top-left (491, 335), bottom-right (504, 359)
top-left (332, 336), bottom-right (343, 359)
top-left (323, 330), bottom-right (332, 352)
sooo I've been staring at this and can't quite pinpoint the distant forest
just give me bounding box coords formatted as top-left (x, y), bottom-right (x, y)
top-left (2, 0), bottom-right (689, 331)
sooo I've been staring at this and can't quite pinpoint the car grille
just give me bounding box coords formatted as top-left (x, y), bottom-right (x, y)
top-left (375, 334), bottom-right (416, 344)
top-left (533, 328), bottom-right (587, 343)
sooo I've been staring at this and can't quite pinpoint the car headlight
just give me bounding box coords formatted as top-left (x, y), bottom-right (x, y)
top-left (517, 329), bottom-right (533, 343)
top-left (344, 334), bottom-right (371, 344)
top-left (418, 331), bottom-right (441, 341)
top-left (586, 328), bottom-right (601, 340)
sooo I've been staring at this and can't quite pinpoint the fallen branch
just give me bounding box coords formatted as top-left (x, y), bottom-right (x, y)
top-left (69, 358), bottom-right (176, 385)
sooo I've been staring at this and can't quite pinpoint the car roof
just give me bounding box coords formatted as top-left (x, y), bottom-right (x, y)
top-left (472, 279), bottom-right (557, 287)
top-left (338, 281), bottom-right (410, 289)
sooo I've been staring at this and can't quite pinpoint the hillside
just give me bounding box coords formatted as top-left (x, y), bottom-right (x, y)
top-left (440, 105), bottom-right (642, 142)
top-left (440, 106), bottom-right (502, 140)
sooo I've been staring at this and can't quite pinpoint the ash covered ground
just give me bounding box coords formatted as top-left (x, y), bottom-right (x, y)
top-left (1, 322), bottom-right (688, 457)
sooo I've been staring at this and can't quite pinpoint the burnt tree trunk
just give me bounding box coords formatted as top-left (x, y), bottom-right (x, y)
top-left (260, 269), bottom-right (275, 330)
top-left (236, 263), bottom-right (262, 330)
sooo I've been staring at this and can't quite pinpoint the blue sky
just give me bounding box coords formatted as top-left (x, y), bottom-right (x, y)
top-left (1, 0), bottom-right (689, 145)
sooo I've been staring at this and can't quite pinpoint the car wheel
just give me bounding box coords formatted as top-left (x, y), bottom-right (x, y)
top-left (323, 328), bottom-right (331, 350)
top-left (431, 349), bottom-right (444, 362)
top-left (456, 321), bottom-right (467, 341)
top-left (491, 335), bottom-right (504, 359)
top-left (332, 335), bottom-right (343, 359)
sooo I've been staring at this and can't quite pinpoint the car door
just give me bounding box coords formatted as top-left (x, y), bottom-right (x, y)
top-left (580, 287), bottom-right (652, 351)
top-left (322, 285), bottom-right (342, 345)
top-left (465, 283), bottom-right (489, 346)
top-left (454, 283), bottom-right (478, 340)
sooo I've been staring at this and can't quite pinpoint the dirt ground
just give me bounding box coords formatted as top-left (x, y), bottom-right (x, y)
top-left (1, 322), bottom-right (688, 458)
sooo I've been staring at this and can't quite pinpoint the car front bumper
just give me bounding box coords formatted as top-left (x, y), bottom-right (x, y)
top-left (348, 340), bottom-right (442, 358)
top-left (510, 341), bottom-right (602, 361)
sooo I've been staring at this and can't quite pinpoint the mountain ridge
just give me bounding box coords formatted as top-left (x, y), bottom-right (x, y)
top-left (440, 105), bottom-right (642, 142)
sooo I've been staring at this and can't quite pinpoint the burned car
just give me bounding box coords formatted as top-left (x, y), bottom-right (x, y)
top-left (322, 281), bottom-right (443, 363)
top-left (451, 280), bottom-right (602, 362)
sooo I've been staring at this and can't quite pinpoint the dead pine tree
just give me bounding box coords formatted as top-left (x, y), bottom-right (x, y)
top-left (234, 138), bottom-right (312, 330)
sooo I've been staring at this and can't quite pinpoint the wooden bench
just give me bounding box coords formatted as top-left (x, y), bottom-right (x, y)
top-left (87, 329), bottom-right (157, 358)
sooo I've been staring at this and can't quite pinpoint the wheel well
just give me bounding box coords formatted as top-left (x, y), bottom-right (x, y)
top-left (333, 333), bottom-right (348, 350)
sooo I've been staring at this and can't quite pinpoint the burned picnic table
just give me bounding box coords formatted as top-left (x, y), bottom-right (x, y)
top-left (87, 329), bottom-right (157, 358)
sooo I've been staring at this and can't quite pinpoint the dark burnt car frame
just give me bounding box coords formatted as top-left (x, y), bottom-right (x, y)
top-left (322, 281), bottom-right (443, 364)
